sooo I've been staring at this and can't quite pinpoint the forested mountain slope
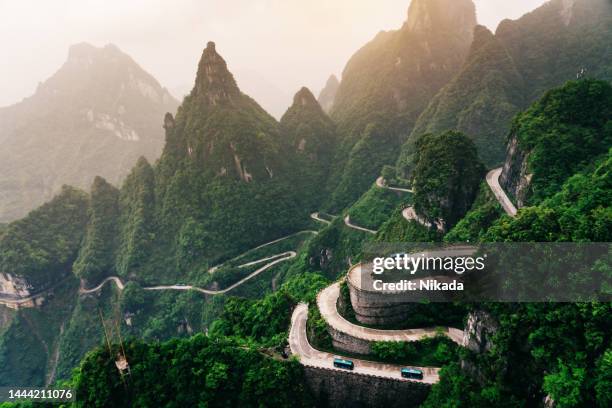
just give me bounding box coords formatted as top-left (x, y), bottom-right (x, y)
top-left (398, 0), bottom-right (612, 174)
top-left (325, 0), bottom-right (477, 211)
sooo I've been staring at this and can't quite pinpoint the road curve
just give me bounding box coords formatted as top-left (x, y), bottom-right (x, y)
top-left (80, 251), bottom-right (297, 296)
top-left (310, 212), bottom-right (334, 225)
top-left (402, 207), bottom-right (444, 232)
top-left (209, 230), bottom-right (318, 273)
top-left (376, 177), bottom-right (414, 193)
top-left (344, 215), bottom-right (377, 235)
top-left (317, 282), bottom-right (464, 345)
top-left (289, 303), bottom-right (440, 383)
top-left (486, 168), bottom-right (518, 217)
top-left (79, 276), bottom-right (124, 294)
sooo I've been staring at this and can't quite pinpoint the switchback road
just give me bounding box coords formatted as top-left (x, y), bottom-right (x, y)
top-left (289, 303), bottom-right (440, 383)
top-left (317, 282), bottom-right (464, 345)
top-left (344, 215), bottom-right (377, 235)
top-left (80, 251), bottom-right (297, 296)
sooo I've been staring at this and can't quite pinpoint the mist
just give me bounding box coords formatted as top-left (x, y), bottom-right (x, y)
top-left (0, 0), bottom-right (549, 117)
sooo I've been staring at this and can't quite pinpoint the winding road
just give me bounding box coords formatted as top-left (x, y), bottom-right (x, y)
top-left (486, 168), bottom-right (518, 217)
top-left (289, 303), bottom-right (440, 383)
top-left (376, 177), bottom-right (414, 193)
top-left (312, 211), bottom-right (377, 235)
top-left (80, 251), bottom-right (297, 296)
top-left (343, 215), bottom-right (377, 235)
top-left (310, 212), bottom-right (334, 225)
top-left (317, 282), bottom-right (464, 345)
top-left (208, 230), bottom-right (318, 273)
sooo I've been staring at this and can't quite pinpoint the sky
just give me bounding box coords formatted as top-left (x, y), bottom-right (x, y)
top-left (0, 0), bottom-right (548, 117)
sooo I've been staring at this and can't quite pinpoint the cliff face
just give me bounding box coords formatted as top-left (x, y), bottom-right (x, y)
top-left (499, 134), bottom-right (532, 208)
top-left (462, 310), bottom-right (498, 354)
top-left (0, 43), bottom-right (178, 222)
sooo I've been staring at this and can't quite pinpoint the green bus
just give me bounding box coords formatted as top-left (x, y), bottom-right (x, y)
top-left (333, 358), bottom-right (354, 371)
top-left (401, 367), bottom-right (424, 380)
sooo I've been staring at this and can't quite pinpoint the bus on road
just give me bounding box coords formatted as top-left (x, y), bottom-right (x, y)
top-left (333, 358), bottom-right (354, 371)
top-left (401, 367), bottom-right (424, 380)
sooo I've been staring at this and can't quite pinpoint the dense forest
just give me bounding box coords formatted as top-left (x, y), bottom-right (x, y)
top-left (0, 0), bottom-right (611, 407)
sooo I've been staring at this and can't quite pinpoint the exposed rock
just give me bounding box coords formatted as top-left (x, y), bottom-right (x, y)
top-left (194, 41), bottom-right (240, 104)
top-left (500, 134), bottom-right (531, 208)
top-left (462, 310), bottom-right (498, 353)
top-left (0, 273), bottom-right (32, 298)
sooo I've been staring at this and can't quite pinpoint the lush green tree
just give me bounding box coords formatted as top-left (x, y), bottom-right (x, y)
top-left (0, 185), bottom-right (88, 289)
top-left (512, 79), bottom-right (611, 203)
top-left (412, 131), bottom-right (485, 229)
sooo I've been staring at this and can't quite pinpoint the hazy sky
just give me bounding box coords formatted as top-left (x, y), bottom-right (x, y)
top-left (0, 0), bottom-right (548, 116)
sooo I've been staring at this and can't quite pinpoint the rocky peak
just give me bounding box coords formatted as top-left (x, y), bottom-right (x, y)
top-left (194, 41), bottom-right (240, 104)
top-left (406, 0), bottom-right (476, 40)
top-left (318, 75), bottom-right (340, 114)
top-left (292, 87), bottom-right (319, 108)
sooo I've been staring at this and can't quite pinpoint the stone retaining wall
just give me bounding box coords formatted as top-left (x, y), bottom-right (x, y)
top-left (303, 365), bottom-right (431, 408)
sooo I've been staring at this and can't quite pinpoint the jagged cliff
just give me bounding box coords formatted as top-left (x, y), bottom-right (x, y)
top-left (0, 43), bottom-right (179, 222)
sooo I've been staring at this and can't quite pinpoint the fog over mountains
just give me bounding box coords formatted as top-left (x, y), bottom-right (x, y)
top-left (0, 43), bottom-right (178, 222)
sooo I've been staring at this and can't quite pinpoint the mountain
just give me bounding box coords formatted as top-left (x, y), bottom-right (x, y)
top-left (0, 41), bottom-right (327, 387)
top-left (325, 0), bottom-right (477, 211)
top-left (152, 42), bottom-right (311, 269)
top-left (280, 87), bottom-right (338, 208)
top-left (317, 74), bottom-right (340, 114)
top-left (403, 25), bottom-right (524, 170)
top-left (399, 0), bottom-right (612, 173)
top-left (0, 43), bottom-right (179, 222)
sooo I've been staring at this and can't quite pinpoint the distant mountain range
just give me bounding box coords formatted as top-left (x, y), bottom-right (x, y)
top-left (0, 43), bottom-right (179, 222)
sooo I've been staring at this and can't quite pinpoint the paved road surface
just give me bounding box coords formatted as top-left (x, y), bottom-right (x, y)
top-left (402, 207), bottom-right (444, 232)
top-left (317, 282), bottom-right (464, 345)
top-left (310, 212), bottom-right (333, 225)
top-left (344, 215), bottom-right (377, 235)
top-left (208, 230), bottom-right (317, 273)
top-left (486, 168), bottom-right (518, 217)
top-left (289, 303), bottom-right (440, 383)
top-left (79, 276), bottom-right (125, 294)
top-left (376, 177), bottom-right (414, 193)
top-left (80, 251), bottom-right (296, 296)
